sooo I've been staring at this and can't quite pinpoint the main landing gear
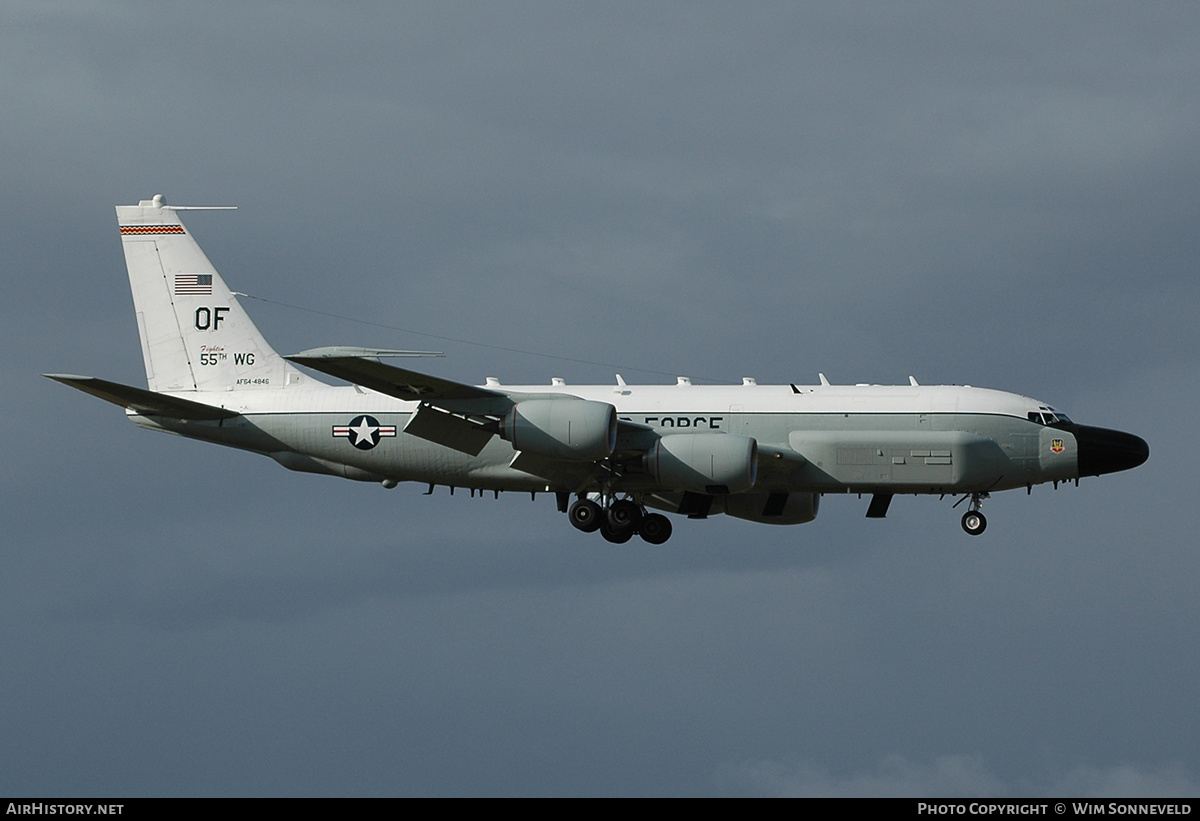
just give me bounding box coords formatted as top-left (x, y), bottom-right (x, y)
top-left (957, 492), bottom-right (988, 536)
top-left (568, 496), bottom-right (673, 544)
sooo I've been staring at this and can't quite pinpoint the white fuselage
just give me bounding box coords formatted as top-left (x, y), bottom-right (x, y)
top-left (133, 380), bottom-right (1075, 496)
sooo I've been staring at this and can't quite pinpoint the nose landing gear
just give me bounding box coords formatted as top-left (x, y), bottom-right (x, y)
top-left (956, 492), bottom-right (989, 536)
top-left (961, 509), bottom-right (987, 536)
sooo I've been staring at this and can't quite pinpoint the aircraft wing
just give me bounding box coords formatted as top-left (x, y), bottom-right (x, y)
top-left (287, 347), bottom-right (511, 407)
top-left (288, 349), bottom-right (663, 463)
top-left (287, 347), bottom-right (525, 456)
top-left (44, 374), bottom-right (240, 420)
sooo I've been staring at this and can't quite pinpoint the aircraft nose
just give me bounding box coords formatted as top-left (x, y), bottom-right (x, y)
top-left (1073, 425), bottom-right (1150, 477)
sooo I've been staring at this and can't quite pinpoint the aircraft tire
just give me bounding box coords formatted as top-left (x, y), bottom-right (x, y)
top-left (961, 510), bottom-right (987, 536)
top-left (569, 499), bottom-right (604, 533)
top-left (600, 519), bottom-right (634, 543)
top-left (639, 513), bottom-right (673, 545)
top-left (607, 499), bottom-right (642, 532)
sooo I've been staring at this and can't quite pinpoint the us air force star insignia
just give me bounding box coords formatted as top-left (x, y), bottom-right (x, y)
top-left (332, 415), bottom-right (397, 450)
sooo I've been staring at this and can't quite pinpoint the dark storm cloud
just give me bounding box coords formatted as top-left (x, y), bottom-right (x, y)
top-left (2, 1), bottom-right (1196, 796)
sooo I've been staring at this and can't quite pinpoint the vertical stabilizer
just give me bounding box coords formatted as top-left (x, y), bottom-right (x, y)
top-left (116, 194), bottom-right (302, 393)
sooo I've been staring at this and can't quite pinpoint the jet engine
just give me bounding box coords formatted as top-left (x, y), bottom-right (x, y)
top-left (500, 398), bottom-right (617, 461)
top-left (645, 433), bottom-right (758, 494)
top-left (724, 491), bottom-right (820, 525)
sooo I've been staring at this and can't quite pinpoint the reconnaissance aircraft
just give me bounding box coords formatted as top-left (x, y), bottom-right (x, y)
top-left (47, 195), bottom-right (1149, 544)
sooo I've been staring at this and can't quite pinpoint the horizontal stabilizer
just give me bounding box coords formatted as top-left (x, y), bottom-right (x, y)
top-left (44, 374), bottom-right (239, 420)
top-left (287, 349), bottom-right (508, 404)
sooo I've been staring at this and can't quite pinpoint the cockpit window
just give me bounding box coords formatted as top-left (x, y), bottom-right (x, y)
top-left (1045, 408), bottom-right (1072, 425)
top-left (1028, 410), bottom-right (1073, 426)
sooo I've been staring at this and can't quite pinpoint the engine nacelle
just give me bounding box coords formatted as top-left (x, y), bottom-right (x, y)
top-left (646, 433), bottom-right (758, 494)
top-left (500, 398), bottom-right (617, 461)
top-left (724, 492), bottom-right (820, 525)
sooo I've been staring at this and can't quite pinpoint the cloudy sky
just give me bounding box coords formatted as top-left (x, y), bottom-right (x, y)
top-left (3, 1), bottom-right (1198, 796)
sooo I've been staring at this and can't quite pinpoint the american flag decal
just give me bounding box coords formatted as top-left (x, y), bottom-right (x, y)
top-left (120, 225), bottom-right (185, 234)
top-left (174, 274), bottom-right (213, 295)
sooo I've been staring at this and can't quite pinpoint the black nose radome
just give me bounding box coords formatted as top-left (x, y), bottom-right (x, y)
top-left (1072, 425), bottom-right (1150, 477)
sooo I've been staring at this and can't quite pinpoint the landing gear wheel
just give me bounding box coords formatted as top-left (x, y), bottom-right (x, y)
top-left (607, 499), bottom-right (642, 532)
top-left (568, 499), bottom-right (603, 533)
top-left (639, 513), bottom-right (673, 545)
top-left (961, 510), bottom-right (987, 536)
top-left (600, 519), bottom-right (634, 543)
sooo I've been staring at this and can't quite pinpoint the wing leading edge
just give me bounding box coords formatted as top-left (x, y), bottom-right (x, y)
top-left (286, 347), bottom-right (506, 405)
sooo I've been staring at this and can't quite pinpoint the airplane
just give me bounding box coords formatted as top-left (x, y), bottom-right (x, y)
top-left (46, 195), bottom-right (1149, 544)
